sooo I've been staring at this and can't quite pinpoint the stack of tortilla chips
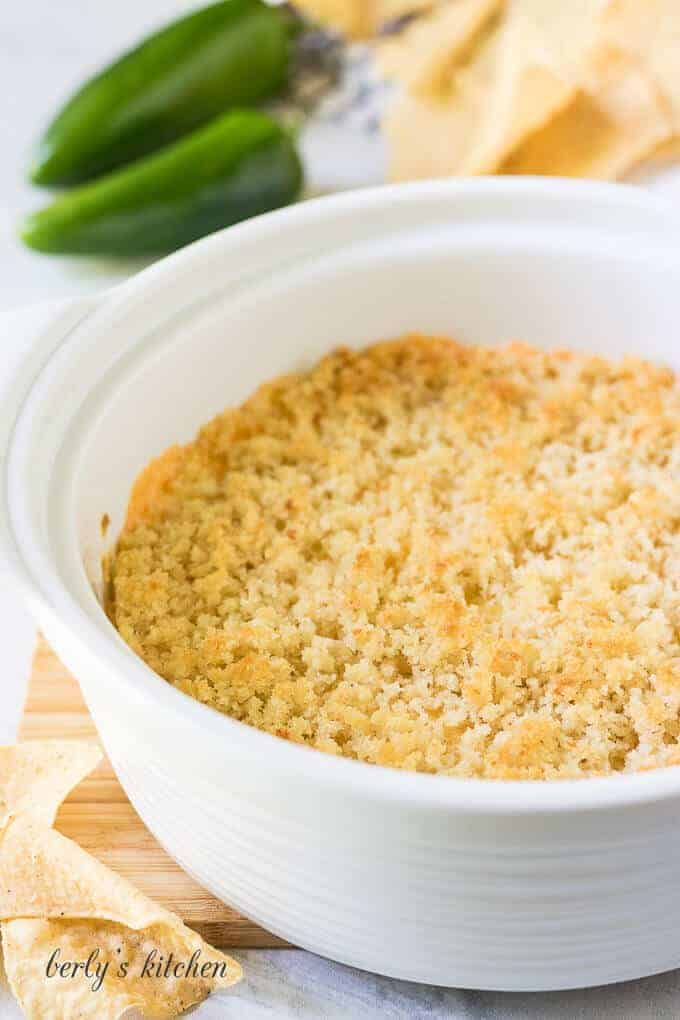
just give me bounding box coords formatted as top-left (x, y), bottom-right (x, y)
top-left (295, 0), bottom-right (680, 181)
top-left (0, 742), bottom-right (241, 1019)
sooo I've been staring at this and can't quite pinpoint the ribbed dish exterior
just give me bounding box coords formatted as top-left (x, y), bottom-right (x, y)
top-left (78, 673), bottom-right (680, 991)
top-left (6, 181), bottom-right (680, 992)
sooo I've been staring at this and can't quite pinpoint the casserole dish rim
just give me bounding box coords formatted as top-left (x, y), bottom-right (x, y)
top-left (4, 175), bottom-right (680, 815)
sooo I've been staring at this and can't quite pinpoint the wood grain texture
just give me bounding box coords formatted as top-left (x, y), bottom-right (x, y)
top-left (19, 637), bottom-right (288, 949)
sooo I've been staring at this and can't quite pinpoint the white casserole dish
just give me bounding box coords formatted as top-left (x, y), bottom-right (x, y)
top-left (2, 178), bottom-right (680, 992)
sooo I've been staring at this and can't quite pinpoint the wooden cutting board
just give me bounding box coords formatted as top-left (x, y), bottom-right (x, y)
top-left (19, 637), bottom-right (288, 949)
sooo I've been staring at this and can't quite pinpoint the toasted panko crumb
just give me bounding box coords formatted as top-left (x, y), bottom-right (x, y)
top-left (111, 335), bottom-right (680, 780)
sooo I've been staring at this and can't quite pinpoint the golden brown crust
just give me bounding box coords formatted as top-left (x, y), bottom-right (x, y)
top-left (110, 335), bottom-right (680, 780)
top-left (123, 445), bottom-right (189, 532)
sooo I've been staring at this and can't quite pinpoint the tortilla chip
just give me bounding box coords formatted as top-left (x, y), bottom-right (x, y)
top-left (386, 15), bottom-right (504, 179)
top-left (0, 742), bottom-right (102, 834)
top-left (632, 136), bottom-right (680, 178)
top-left (293, 0), bottom-right (433, 37)
top-left (0, 816), bottom-right (163, 924)
top-left (507, 0), bottom-right (606, 79)
top-left (301, 0), bottom-right (371, 36)
top-left (599, 0), bottom-right (680, 130)
top-left (0, 817), bottom-right (240, 1018)
top-left (4, 917), bottom-right (240, 1020)
top-left (459, 9), bottom-right (577, 174)
top-left (378, 0), bottom-right (435, 27)
top-left (649, 137), bottom-right (680, 162)
top-left (377, 0), bottom-right (502, 93)
top-left (502, 45), bottom-right (672, 178)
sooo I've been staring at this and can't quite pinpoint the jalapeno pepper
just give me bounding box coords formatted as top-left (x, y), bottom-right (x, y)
top-left (21, 110), bottom-right (303, 255)
top-left (30, 0), bottom-right (299, 187)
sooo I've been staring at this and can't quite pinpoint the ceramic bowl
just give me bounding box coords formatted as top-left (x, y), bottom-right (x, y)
top-left (3, 178), bottom-right (680, 990)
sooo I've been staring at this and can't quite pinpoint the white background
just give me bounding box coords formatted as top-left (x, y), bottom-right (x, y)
top-left (3, 2), bottom-right (680, 1016)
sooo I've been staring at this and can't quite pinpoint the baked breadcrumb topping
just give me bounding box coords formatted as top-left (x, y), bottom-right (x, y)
top-left (111, 336), bottom-right (680, 779)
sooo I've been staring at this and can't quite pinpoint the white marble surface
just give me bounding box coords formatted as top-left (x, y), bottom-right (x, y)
top-left (3, 1), bottom-right (680, 1017)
